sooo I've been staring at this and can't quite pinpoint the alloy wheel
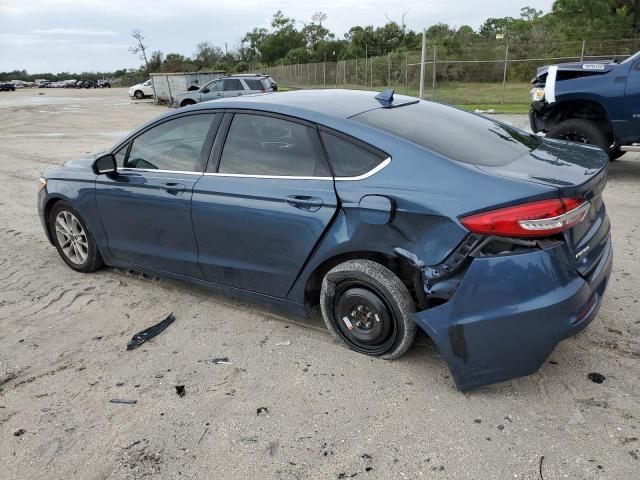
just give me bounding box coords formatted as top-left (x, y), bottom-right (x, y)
top-left (54, 211), bottom-right (88, 265)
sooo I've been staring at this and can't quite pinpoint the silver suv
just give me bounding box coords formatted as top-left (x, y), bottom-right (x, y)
top-left (172, 74), bottom-right (277, 108)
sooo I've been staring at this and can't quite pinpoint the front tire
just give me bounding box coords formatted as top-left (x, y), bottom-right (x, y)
top-left (134, 90), bottom-right (144, 100)
top-left (547, 118), bottom-right (618, 160)
top-left (180, 99), bottom-right (196, 107)
top-left (49, 202), bottom-right (104, 273)
top-left (320, 260), bottom-right (417, 360)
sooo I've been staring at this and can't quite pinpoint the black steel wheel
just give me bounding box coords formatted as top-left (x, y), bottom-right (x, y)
top-left (547, 118), bottom-right (619, 160)
top-left (320, 260), bottom-right (416, 359)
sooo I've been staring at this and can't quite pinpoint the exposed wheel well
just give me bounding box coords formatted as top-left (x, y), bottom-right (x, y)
top-left (304, 251), bottom-right (418, 308)
top-left (545, 100), bottom-right (614, 142)
top-left (180, 99), bottom-right (196, 107)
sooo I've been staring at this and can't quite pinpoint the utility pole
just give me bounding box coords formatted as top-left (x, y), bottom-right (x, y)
top-left (419, 29), bottom-right (426, 99)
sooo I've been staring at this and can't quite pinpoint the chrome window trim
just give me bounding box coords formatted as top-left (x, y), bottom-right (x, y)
top-left (202, 157), bottom-right (391, 181)
top-left (118, 167), bottom-right (202, 175)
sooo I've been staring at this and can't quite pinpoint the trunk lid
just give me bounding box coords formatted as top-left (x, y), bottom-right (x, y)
top-left (479, 138), bottom-right (609, 278)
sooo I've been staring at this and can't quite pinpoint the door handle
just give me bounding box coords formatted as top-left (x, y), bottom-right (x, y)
top-left (161, 182), bottom-right (186, 195)
top-left (286, 195), bottom-right (324, 212)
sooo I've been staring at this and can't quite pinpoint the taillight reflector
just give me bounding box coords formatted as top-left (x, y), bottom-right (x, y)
top-left (461, 198), bottom-right (590, 237)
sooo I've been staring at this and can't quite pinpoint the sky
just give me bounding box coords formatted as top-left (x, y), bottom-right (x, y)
top-left (0, 0), bottom-right (555, 74)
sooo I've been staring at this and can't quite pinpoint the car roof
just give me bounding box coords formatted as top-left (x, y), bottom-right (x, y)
top-left (187, 89), bottom-right (416, 121)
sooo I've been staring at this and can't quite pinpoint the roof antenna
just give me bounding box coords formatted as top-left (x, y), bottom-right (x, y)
top-left (375, 88), bottom-right (394, 106)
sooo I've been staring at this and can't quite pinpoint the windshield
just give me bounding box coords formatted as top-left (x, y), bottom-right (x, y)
top-left (621, 50), bottom-right (640, 64)
top-left (352, 102), bottom-right (542, 167)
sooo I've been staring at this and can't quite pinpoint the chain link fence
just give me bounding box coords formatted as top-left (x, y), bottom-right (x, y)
top-left (257, 38), bottom-right (640, 106)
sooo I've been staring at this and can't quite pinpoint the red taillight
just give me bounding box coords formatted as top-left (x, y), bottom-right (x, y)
top-left (460, 198), bottom-right (590, 238)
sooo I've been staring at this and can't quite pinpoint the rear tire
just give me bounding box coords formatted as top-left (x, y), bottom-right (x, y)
top-left (320, 260), bottom-right (417, 360)
top-left (547, 118), bottom-right (618, 160)
top-left (134, 90), bottom-right (144, 100)
top-left (49, 202), bottom-right (104, 273)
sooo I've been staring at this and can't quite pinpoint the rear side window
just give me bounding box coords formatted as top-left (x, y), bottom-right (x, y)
top-left (224, 79), bottom-right (243, 91)
top-left (125, 114), bottom-right (215, 172)
top-left (320, 132), bottom-right (386, 177)
top-left (244, 79), bottom-right (265, 90)
top-left (353, 102), bottom-right (541, 167)
top-left (218, 114), bottom-right (329, 177)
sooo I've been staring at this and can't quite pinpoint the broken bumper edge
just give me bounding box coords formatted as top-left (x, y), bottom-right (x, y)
top-left (412, 239), bottom-right (612, 391)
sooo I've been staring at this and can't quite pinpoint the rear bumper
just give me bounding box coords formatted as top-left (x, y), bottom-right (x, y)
top-left (412, 237), bottom-right (612, 391)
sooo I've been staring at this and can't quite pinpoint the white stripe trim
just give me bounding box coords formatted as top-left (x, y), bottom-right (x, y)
top-left (545, 65), bottom-right (558, 104)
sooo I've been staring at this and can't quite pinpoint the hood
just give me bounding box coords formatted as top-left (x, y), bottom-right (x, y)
top-left (533, 60), bottom-right (617, 83)
top-left (478, 138), bottom-right (608, 190)
top-left (63, 157), bottom-right (96, 169)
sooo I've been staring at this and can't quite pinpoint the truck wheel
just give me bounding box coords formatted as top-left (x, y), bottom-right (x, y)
top-left (547, 118), bottom-right (617, 160)
top-left (609, 147), bottom-right (625, 161)
top-left (320, 260), bottom-right (417, 360)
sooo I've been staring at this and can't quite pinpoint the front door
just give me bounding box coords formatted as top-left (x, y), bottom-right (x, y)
top-left (95, 113), bottom-right (219, 278)
top-left (625, 60), bottom-right (640, 144)
top-left (192, 112), bottom-right (338, 297)
top-left (201, 79), bottom-right (224, 101)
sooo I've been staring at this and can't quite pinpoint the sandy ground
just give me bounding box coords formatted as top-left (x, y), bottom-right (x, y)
top-left (0, 88), bottom-right (639, 480)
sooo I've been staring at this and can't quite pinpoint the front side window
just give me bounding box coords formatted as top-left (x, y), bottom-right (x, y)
top-left (114, 143), bottom-right (128, 168)
top-left (320, 132), bottom-right (386, 177)
top-left (125, 114), bottom-right (216, 172)
top-left (224, 79), bottom-right (243, 91)
top-left (217, 114), bottom-right (328, 177)
top-left (205, 80), bottom-right (223, 92)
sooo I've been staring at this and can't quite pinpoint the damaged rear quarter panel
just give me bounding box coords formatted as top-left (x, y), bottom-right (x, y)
top-left (412, 243), bottom-right (604, 390)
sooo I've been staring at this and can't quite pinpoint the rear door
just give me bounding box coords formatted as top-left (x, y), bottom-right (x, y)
top-left (192, 112), bottom-right (338, 297)
top-left (95, 113), bottom-right (219, 278)
top-left (223, 78), bottom-right (245, 97)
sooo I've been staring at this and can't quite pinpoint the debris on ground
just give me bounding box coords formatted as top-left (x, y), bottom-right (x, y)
top-left (267, 439), bottom-right (279, 457)
top-left (257, 407), bottom-right (269, 416)
top-left (126, 313), bottom-right (176, 351)
top-left (275, 340), bottom-right (291, 346)
top-left (474, 418), bottom-right (482, 424)
top-left (212, 357), bottom-right (233, 365)
top-left (474, 108), bottom-right (496, 114)
top-left (539, 455), bottom-right (545, 480)
top-left (588, 372), bottom-right (606, 384)
top-left (13, 428), bottom-right (26, 437)
top-left (110, 399), bottom-right (137, 405)
top-left (175, 385), bottom-right (186, 397)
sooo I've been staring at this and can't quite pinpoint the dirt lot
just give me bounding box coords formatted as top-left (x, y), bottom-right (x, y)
top-left (0, 88), bottom-right (639, 479)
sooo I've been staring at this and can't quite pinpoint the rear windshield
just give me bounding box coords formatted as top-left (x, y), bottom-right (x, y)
top-left (353, 102), bottom-right (542, 166)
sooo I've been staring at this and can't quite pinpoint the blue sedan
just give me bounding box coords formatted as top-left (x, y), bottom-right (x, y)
top-left (37, 89), bottom-right (612, 390)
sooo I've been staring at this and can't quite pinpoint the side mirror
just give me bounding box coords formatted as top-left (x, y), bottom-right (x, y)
top-left (93, 154), bottom-right (117, 175)
top-left (201, 88), bottom-right (210, 94)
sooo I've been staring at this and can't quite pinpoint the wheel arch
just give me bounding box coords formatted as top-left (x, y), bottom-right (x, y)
top-left (303, 250), bottom-right (418, 308)
top-left (545, 99), bottom-right (616, 142)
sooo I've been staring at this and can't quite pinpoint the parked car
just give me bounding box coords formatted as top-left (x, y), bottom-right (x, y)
top-left (0, 82), bottom-right (16, 91)
top-left (38, 89), bottom-right (612, 390)
top-left (129, 79), bottom-right (154, 99)
top-left (530, 49), bottom-right (640, 160)
top-left (97, 80), bottom-right (111, 88)
top-left (172, 74), bottom-right (276, 108)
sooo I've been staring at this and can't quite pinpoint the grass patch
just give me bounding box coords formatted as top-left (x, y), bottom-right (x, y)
top-left (455, 104), bottom-right (530, 114)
